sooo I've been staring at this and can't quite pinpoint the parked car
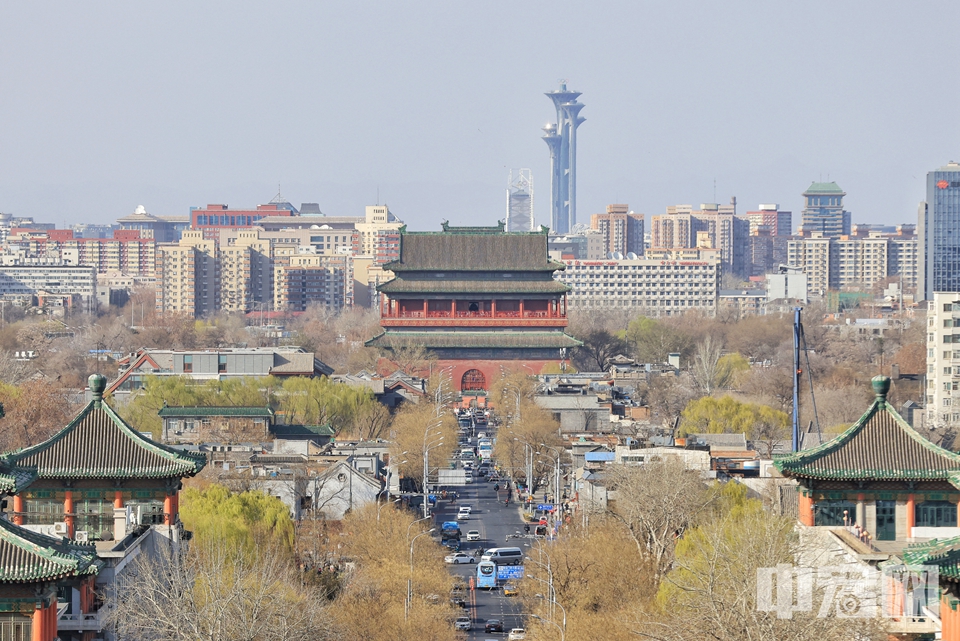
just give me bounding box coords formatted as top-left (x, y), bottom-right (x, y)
top-left (444, 552), bottom-right (476, 564)
top-left (508, 629), bottom-right (526, 640)
top-left (485, 619), bottom-right (503, 633)
top-left (466, 530), bottom-right (481, 541)
top-left (455, 616), bottom-right (471, 631)
top-left (502, 581), bottom-right (519, 596)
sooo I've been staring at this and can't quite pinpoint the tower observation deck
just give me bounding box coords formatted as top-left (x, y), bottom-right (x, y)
top-left (543, 83), bottom-right (585, 235)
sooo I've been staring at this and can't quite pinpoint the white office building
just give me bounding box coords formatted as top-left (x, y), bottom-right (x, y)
top-left (554, 248), bottom-right (720, 316)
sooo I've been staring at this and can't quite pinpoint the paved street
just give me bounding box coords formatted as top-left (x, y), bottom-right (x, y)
top-left (435, 474), bottom-right (529, 639)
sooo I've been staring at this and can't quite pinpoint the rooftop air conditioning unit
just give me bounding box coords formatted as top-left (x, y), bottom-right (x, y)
top-left (75, 531), bottom-right (89, 542)
top-left (53, 522), bottom-right (68, 536)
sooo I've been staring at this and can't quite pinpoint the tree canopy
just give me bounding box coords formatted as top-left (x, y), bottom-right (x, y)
top-left (179, 484), bottom-right (296, 554)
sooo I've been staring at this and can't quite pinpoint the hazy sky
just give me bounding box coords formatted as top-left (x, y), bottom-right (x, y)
top-left (2, 2), bottom-right (957, 231)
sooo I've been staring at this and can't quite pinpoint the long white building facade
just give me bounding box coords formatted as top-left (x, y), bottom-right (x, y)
top-left (553, 248), bottom-right (720, 316)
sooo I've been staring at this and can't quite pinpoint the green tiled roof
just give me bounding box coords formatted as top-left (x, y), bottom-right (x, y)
top-left (0, 518), bottom-right (99, 583)
top-left (271, 424), bottom-right (335, 438)
top-left (803, 181), bottom-right (845, 195)
top-left (3, 374), bottom-right (206, 480)
top-left (903, 536), bottom-right (960, 581)
top-left (366, 330), bottom-right (582, 350)
top-left (384, 228), bottom-right (564, 273)
top-left (774, 376), bottom-right (960, 485)
top-left (378, 277), bottom-right (570, 295)
top-left (0, 464), bottom-right (37, 495)
top-left (158, 406), bottom-right (273, 418)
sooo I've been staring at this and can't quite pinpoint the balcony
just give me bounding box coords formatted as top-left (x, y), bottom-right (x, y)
top-left (58, 611), bottom-right (103, 632)
top-left (380, 309), bottom-right (567, 328)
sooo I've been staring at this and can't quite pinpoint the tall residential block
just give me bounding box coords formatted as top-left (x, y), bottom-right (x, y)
top-left (218, 229), bottom-right (272, 313)
top-left (799, 182), bottom-right (850, 238)
top-left (274, 253), bottom-right (354, 312)
top-left (355, 205), bottom-right (403, 264)
top-left (786, 227), bottom-right (918, 296)
top-left (650, 201), bottom-right (748, 277)
top-left (925, 293), bottom-right (960, 430)
top-left (506, 169), bottom-right (535, 232)
top-left (743, 204), bottom-right (792, 237)
top-left (919, 162), bottom-right (960, 300)
top-left (591, 204), bottom-right (644, 257)
top-left (543, 83), bottom-right (585, 234)
top-left (155, 230), bottom-right (219, 317)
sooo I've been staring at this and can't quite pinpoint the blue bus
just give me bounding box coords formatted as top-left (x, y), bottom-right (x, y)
top-left (476, 561), bottom-right (497, 589)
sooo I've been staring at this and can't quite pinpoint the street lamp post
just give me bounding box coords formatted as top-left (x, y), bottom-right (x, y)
top-left (423, 434), bottom-right (444, 519)
top-left (525, 554), bottom-right (555, 624)
top-left (531, 614), bottom-right (564, 641)
top-left (538, 444), bottom-right (564, 508)
top-left (513, 437), bottom-right (534, 500)
top-left (407, 527), bottom-right (436, 620)
top-left (409, 528), bottom-right (435, 574)
top-left (377, 498), bottom-right (400, 523)
top-left (406, 515), bottom-right (430, 543)
top-left (537, 594), bottom-right (567, 631)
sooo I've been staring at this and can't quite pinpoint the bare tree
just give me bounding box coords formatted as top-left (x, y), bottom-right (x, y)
top-left (106, 540), bottom-right (336, 641)
top-left (634, 502), bottom-right (887, 641)
top-left (607, 458), bottom-right (717, 579)
top-left (690, 334), bottom-right (739, 394)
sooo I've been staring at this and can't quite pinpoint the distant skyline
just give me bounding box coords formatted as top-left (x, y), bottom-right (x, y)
top-left (1, 2), bottom-right (957, 231)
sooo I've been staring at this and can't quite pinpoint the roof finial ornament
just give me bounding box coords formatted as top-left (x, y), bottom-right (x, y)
top-left (871, 375), bottom-right (891, 407)
top-left (89, 373), bottom-right (107, 408)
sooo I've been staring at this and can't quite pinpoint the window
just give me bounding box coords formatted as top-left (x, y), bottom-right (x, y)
top-left (814, 500), bottom-right (856, 526)
top-left (183, 354), bottom-right (193, 373)
top-left (218, 355), bottom-right (227, 373)
top-left (915, 501), bottom-right (957, 528)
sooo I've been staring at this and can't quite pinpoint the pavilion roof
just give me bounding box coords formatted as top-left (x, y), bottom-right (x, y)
top-left (0, 463), bottom-right (37, 495)
top-left (3, 374), bottom-right (206, 480)
top-left (774, 376), bottom-right (960, 487)
top-left (0, 518), bottom-right (99, 583)
top-left (384, 227), bottom-right (564, 273)
top-left (903, 536), bottom-right (960, 582)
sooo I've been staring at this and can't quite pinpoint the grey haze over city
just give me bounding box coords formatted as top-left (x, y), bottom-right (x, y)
top-left (1, 1), bottom-right (957, 229)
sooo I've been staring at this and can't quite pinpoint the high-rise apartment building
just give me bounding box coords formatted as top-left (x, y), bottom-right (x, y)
top-left (547, 229), bottom-right (606, 261)
top-left (219, 230), bottom-right (272, 313)
top-left (650, 201), bottom-right (748, 276)
top-left (925, 293), bottom-right (960, 430)
top-left (786, 228), bottom-right (918, 295)
top-left (155, 230), bottom-right (219, 317)
top-left (5, 229), bottom-right (157, 278)
top-left (919, 162), bottom-right (960, 300)
top-left (506, 169), bottom-right (534, 232)
top-left (355, 205), bottom-right (403, 264)
top-left (274, 253), bottom-right (354, 312)
top-left (591, 204), bottom-right (644, 257)
top-left (743, 204), bottom-right (791, 237)
top-left (543, 83), bottom-right (585, 234)
top-left (799, 182), bottom-right (850, 237)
